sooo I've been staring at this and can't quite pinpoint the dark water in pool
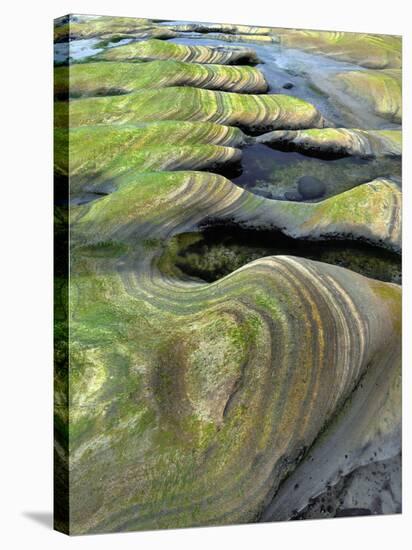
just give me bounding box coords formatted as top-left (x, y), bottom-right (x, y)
top-left (172, 227), bottom-right (401, 284)
top-left (230, 144), bottom-right (401, 201)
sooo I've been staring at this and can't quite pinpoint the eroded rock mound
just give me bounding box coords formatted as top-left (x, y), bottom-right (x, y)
top-left (55, 60), bottom-right (268, 97)
top-left (55, 86), bottom-right (328, 131)
top-left (95, 37), bottom-right (262, 65)
top-left (257, 128), bottom-right (402, 157)
top-left (54, 17), bottom-right (402, 535)
top-left (54, 16), bottom-right (176, 42)
top-left (333, 69), bottom-right (402, 124)
top-left (65, 171), bottom-right (401, 532)
top-left (272, 30), bottom-right (402, 69)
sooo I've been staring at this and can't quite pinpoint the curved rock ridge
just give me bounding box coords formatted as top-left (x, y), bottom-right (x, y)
top-left (183, 32), bottom-right (278, 45)
top-left (55, 60), bottom-right (268, 97)
top-left (74, 171), bottom-right (401, 252)
top-left (272, 30), bottom-right (402, 69)
top-left (55, 19), bottom-right (402, 534)
top-left (161, 23), bottom-right (281, 44)
top-left (95, 38), bottom-right (261, 65)
top-left (58, 121), bottom-right (247, 173)
top-left (164, 22), bottom-right (275, 36)
top-left (333, 69), bottom-right (402, 124)
top-left (55, 86), bottom-right (328, 131)
top-left (66, 184), bottom-right (401, 533)
top-left (54, 16), bottom-right (176, 42)
top-left (257, 128), bottom-right (402, 158)
top-left (262, 298), bottom-right (401, 521)
top-left (55, 122), bottom-right (246, 197)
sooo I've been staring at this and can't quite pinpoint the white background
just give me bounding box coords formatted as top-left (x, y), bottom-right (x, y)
top-left (1, 0), bottom-right (410, 548)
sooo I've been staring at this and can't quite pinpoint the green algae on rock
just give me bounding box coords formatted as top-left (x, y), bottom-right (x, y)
top-left (55, 122), bottom-right (246, 198)
top-left (95, 38), bottom-right (261, 65)
top-left (74, 171), bottom-right (401, 252)
top-left (55, 60), bottom-right (268, 97)
top-left (54, 14), bottom-right (402, 535)
top-left (65, 157), bottom-right (402, 535)
top-left (184, 32), bottom-right (279, 45)
top-left (54, 16), bottom-right (176, 42)
top-left (55, 86), bottom-right (328, 131)
top-left (65, 185), bottom-right (401, 533)
top-left (257, 128), bottom-right (402, 158)
top-left (273, 30), bottom-right (402, 69)
top-left (333, 69), bottom-right (402, 124)
top-left (164, 22), bottom-right (275, 36)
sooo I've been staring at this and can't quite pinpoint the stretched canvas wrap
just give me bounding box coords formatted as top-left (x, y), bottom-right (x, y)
top-left (54, 14), bottom-right (402, 535)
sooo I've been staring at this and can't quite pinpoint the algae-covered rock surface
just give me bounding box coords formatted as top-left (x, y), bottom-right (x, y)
top-left (333, 69), bottom-right (402, 124)
top-left (257, 128), bottom-right (402, 157)
top-left (54, 14), bottom-right (402, 535)
top-left (271, 30), bottom-right (401, 69)
top-left (94, 38), bottom-right (262, 65)
top-left (55, 60), bottom-right (268, 97)
top-left (55, 86), bottom-right (327, 131)
top-left (54, 16), bottom-right (176, 42)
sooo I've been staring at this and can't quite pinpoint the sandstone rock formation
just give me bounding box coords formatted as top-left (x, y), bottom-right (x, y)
top-left (54, 15), bottom-right (402, 535)
top-left (257, 128), bottom-right (402, 157)
top-left (95, 37), bottom-right (262, 65)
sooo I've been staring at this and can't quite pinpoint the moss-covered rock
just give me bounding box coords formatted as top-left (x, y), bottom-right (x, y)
top-left (74, 171), bottom-right (401, 252)
top-left (55, 122), bottom-right (246, 197)
top-left (184, 32), bottom-right (278, 44)
top-left (164, 22), bottom-right (274, 36)
top-left (333, 69), bottom-right (402, 123)
top-left (55, 86), bottom-right (328, 131)
top-left (160, 23), bottom-right (280, 44)
top-left (257, 128), bottom-right (402, 157)
top-left (55, 17), bottom-right (402, 535)
top-left (64, 167), bottom-right (401, 532)
top-left (55, 60), bottom-right (268, 97)
top-left (274, 30), bottom-right (401, 69)
top-left (95, 38), bottom-right (261, 65)
top-left (54, 16), bottom-right (176, 42)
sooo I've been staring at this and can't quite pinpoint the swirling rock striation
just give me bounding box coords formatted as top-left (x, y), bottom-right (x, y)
top-left (55, 60), bottom-right (268, 97)
top-left (56, 123), bottom-right (245, 197)
top-left (54, 17), bottom-right (402, 535)
top-left (95, 38), bottom-right (262, 65)
top-left (54, 16), bottom-right (176, 42)
top-left (333, 69), bottom-right (402, 124)
top-left (272, 30), bottom-right (402, 69)
top-left (257, 128), bottom-right (402, 158)
top-left (74, 171), bottom-right (401, 252)
top-left (55, 86), bottom-right (328, 131)
top-left (164, 22), bottom-right (275, 36)
top-left (63, 168), bottom-right (401, 534)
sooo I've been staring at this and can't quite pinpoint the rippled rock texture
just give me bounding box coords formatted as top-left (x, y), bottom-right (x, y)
top-left (271, 30), bottom-right (401, 69)
top-left (54, 14), bottom-right (402, 535)
top-left (55, 60), bottom-right (268, 97)
top-left (257, 128), bottom-right (402, 157)
top-left (333, 69), bottom-right (402, 124)
top-left (95, 38), bottom-right (262, 64)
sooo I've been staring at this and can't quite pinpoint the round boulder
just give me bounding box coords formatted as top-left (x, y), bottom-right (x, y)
top-left (297, 176), bottom-right (326, 199)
